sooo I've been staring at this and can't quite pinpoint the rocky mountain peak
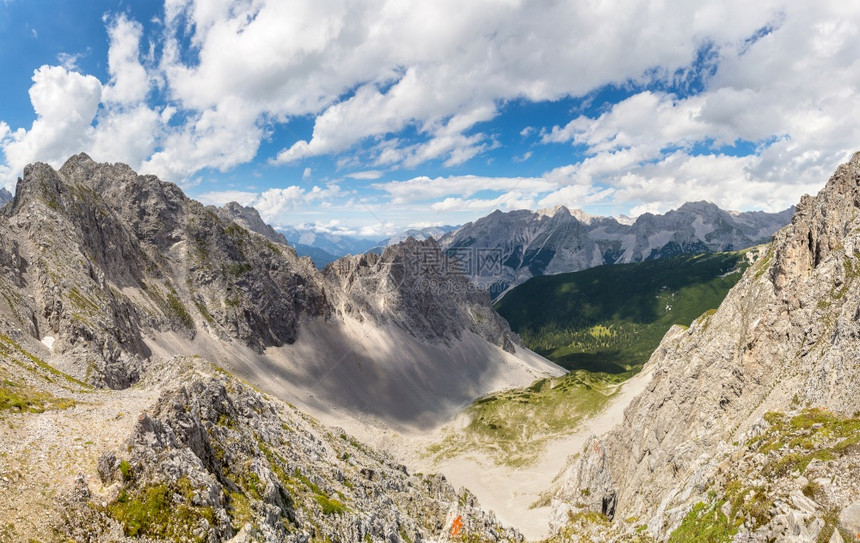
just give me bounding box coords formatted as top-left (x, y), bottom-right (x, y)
top-left (676, 200), bottom-right (721, 214)
top-left (536, 204), bottom-right (570, 218)
top-left (550, 151), bottom-right (860, 540)
top-left (0, 156), bottom-right (333, 387)
top-left (772, 150), bottom-right (860, 290)
top-left (0, 186), bottom-right (12, 207)
top-left (326, 236), bottom-right (519, 350)
top-left (441, 200), bottom-right (791, 297)
top-left (217, 201), bottom-right (290, 246)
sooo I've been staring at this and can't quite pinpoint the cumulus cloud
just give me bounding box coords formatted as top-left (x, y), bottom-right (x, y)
top-left (157, 0), bottom-right (788, 173)
top-left (142, 96), bottom-right (264, 182)
top-left (102, 14), bottom-right (150, 105)
top-left (1, 65), bottom-right (102, 173)
top-left (0, 0), bottom-right (858, 226)
top-left (198, 184), bottom-right (344, 223)
top-left (536, 1), bottom-right (860, 214)
top-left (195, 190), bottom-right (259, 207)
top-left (374, 175), bottom-right (557, 205)
top-left (345, 170), bottom-right (383, 180)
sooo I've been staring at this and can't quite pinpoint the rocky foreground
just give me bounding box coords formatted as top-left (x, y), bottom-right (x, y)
top-left (549, 153), bottom-right (860, 541)
top-left (1, 350), bottom-right (522, 542)
top-left (0, 154), bottom-right (560, 542)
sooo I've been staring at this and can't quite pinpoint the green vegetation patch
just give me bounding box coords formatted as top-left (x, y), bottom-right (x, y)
top-left (108, 481), bottom-right (214, 541)
top-left (496, 251), bottom-right (752, 373)
top-left (751, 408), bottom-right (860, 476)
top-left (668, 499), bottom-right (741, 543)
top-left (666, 408), bottom-right (860, 542)
top-left (0, 376), bottom-right (75, 413)
top-left (143, 282), bottom-right (194, 328)
top-left (427, 371), bottom-right (618, 467)
top-left (314, 494), bottom-right (346, 516)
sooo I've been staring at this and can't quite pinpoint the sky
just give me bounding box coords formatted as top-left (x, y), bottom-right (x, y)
top-left (0, 0), bottom-right (858, 238)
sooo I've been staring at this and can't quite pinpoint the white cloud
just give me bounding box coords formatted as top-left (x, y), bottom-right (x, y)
top-left (0, 0), bottom-right (858, 226)
top-left (89, 105), bottom-right (161, 168)
top-left (374, 175), bottom-right (557, 204)
top-left (57, 52), bottom-right (85, 71)
top-left (102, 14), bottom-right (150, 105)
top-left (159, 0), bottom-right (788, 172)
top-left (196, 190), bottom-right (259, 206)
top-left (513, 151), bottom-right (532, 162)
top-left (430, 191), bottom-right (536, 213)
top-left (142, 95), bottom-right (264, 182)
top-left (1, 65), bottom-right (102, 174)
top-left (197, 183), bottom-right (345, 223)
top-left (537, 186), bottom-right (616, 209)
top-left (534, 1), bottom-right (860, 215)
top-left (345, 170), bottom-right (383, 180)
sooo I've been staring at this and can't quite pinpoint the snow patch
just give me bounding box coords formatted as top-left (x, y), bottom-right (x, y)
top-left (41, 336), bottom-right (55, 350)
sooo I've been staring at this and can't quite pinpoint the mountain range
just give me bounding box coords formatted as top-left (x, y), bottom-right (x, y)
top-left (439, 202), bottom-right (794, 298)
top-left (262, 200), bottom-right (792, 293)
top-left (2, 150), bottom-right (860, 541)
top-left (274, 224), bottom-right (459, 268)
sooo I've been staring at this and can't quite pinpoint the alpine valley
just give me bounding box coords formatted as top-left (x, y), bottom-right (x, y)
top-left (1, 151), bottom-right (860, 543)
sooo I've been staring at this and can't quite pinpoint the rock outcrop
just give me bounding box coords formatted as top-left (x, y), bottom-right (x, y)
top-left (324, 237), bottom-right (518, 352)
top-left (62, 358), bottom-right (522, 543)
top-left (551, 152), bottom-right (860, 540)
top-left (217, 202), bottom-right (290, 246)
top-left (0, 154), bottom-right (331, 387)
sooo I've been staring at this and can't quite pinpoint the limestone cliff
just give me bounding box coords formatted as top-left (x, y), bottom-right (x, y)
top-left (551, 152), bottom-right (860, 541)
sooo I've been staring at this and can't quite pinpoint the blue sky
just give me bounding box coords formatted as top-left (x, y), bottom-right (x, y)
top-left (1, 0), bottom-right (858, 237)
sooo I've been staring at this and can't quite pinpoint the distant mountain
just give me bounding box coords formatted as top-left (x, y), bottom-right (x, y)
top-left (293, 243), bottom-right (339, 268)
top-left (277, 226), bottom-right (381, 257)
top-left (277, 224), bottom-right (459, 264)
top-left (439, 202), bottom-right (794, 298)
top-left (369, 225), bottom-right (460, 253)
top-left (216, 202), bottom-right (339, 267)
top-left (216, 201), bottom-right (289, 245)
top-left (0, 187), bottom-right (11, 207)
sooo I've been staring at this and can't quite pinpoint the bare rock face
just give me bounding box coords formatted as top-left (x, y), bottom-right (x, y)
top-left (324, 237), bottom-right (519, 352)
top-left (551, 152), bottom-right (860, 539)
top-left (216, 202), bottom-right (290, 246)
top-left (63, 358), bottom-right (524, 543)
top-left (0, 154), bottom-right (331, 387)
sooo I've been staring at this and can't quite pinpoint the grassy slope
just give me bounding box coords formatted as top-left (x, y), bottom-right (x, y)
top-left (427, 251), bottom-right (756, 467)
top-left (495, 250), bottom-right (753, 374)
top-left (426, 371), bottom-right (618, 467)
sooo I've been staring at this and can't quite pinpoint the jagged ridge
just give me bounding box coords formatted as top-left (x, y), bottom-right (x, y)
top-left (439, 202), bottom-right (793, 298)
top-left (551, 152), bottom-right (860, 541)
